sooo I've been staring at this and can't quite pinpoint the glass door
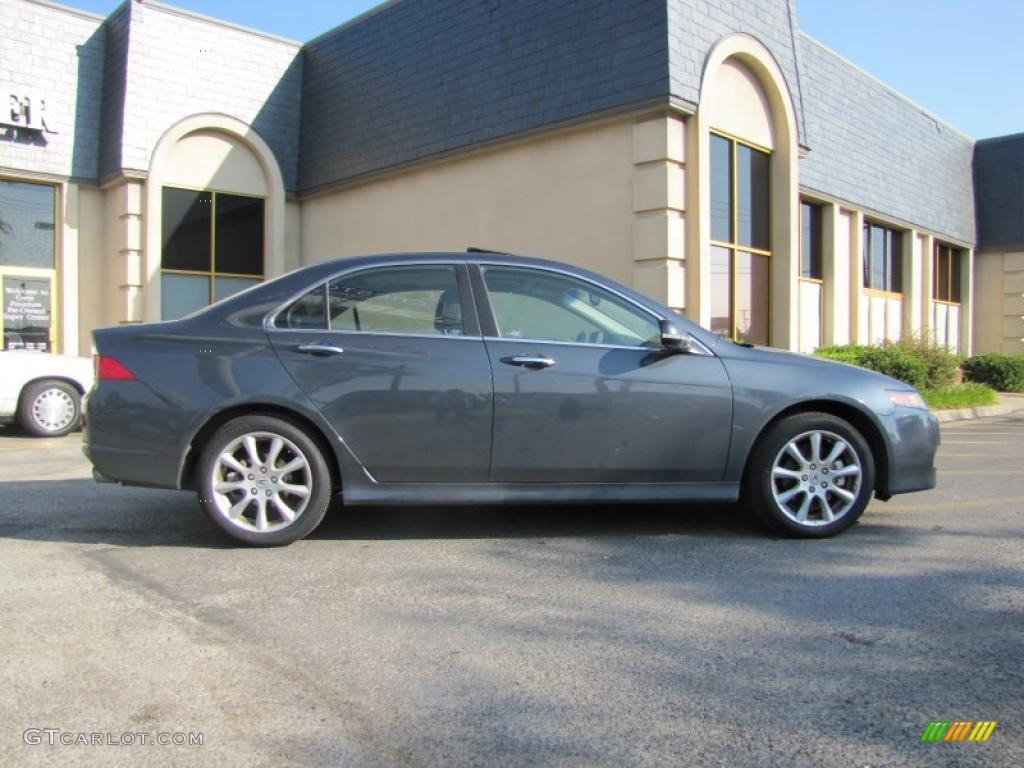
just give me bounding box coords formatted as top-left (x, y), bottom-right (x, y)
top-left (0, 179), bottom-right (57, 352)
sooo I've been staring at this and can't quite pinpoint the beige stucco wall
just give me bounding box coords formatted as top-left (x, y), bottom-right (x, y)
top-left (285, 201), bottom-right (302, 273)
top-left (161, 130), bottom-right (268, 196)
top-left (75, 185), bottom-right (106, 354)
top-left (300, 119), bottom-right (638, 287)
top-left (703, 58), bottom-right (775, 150)
top-left (974, 249), bottom-right (1024, 353)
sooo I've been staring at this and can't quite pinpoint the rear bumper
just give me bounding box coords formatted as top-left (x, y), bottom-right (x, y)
top-left (82, 442), bottom-right (181, 489)
top-left (879, 407), bottom-right (940, 497)
top-left (82, 381), bottom-right (187, 490)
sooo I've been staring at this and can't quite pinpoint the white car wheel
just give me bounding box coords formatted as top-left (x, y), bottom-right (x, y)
top-left (18, 379), bottom-right (82, 437)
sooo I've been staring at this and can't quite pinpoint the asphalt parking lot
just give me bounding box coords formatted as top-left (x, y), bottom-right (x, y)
top-left (0, 416), bottom-right (1021, 768)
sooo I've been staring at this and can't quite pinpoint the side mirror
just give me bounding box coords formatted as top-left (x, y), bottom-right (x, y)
top-left (660, 320), bottom-right (692, 354)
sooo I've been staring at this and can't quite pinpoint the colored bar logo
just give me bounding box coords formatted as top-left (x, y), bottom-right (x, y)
top-left (921, 721), bottom-right (997, 742)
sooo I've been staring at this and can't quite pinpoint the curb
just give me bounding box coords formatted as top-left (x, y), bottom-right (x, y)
top-left (932, 404), bottom-right (1013, 423)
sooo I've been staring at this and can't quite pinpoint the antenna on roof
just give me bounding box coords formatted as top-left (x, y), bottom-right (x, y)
top-left (466, 247), bottom-right (505, 254)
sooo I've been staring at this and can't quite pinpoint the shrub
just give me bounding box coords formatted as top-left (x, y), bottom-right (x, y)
top-left (890, 337), bottom-right (961, 390)
top-left (815, 344), bottom-right (870, 366)
top-left (815, 338), bottom-right (959, 391)
top-left (962, 353), bottom-right (1024, 392)
top-left (923, 383), bottom-right (998, 410)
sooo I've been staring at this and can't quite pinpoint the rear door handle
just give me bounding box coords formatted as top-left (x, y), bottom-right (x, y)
top-left (500, 355), bottom-right (555, 370)
top-left (296, 343), bottom-right (345, 357)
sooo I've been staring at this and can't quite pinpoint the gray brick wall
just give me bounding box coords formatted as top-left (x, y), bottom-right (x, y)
top-left (667, 0), bottom-right (807, 142)
top-left (0, 0), bottom-right (105, 181)
top-left (116, 2), bottom-right (304, 192)
top-left (974, 133), bottom-right (1024, 250)
top-left (798, 34), bottom-right (976, 244)
top-left (299, 0), bottom-right (670, 194)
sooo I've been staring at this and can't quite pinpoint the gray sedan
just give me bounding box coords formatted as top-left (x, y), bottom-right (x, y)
top-left (84, 252), bottom-right (939, 545)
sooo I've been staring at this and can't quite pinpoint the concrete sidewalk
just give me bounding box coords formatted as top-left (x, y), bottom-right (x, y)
top-left (932, 391), bottom-right (1024, 423)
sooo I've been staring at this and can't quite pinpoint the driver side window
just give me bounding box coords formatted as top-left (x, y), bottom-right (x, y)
top-left (480, 265), bottom-right (660, 347)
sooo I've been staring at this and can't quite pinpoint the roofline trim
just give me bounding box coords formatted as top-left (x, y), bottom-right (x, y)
top-left (139, 0), bottom-right (303, 47)
top-left (304, 0), bottom-right (409, 46)
top-left (20, 0), bottom-right (106, 23)
top-left (798, 31), bottom-right (973, 143)
top-left (975, 131), bottom-right (1024, 145)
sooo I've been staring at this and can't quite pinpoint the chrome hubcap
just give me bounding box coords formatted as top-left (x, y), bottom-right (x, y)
top-left (31, 388), bottom-right (76, 432)
top-left (771, 430), bottom-right (862, 526)
top-left (210, 432), bottom-right (312, 533)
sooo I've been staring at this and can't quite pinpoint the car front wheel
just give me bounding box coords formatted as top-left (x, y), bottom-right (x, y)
top-left (18, 379), bottom-right (82, 437)
top-left (745, 412), bottom-right (875, 538)
top-left (196, 415), bottom-right (333, 546)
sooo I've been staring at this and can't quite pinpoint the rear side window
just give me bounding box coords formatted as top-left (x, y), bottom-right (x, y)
top-left (274, 265), bottom-right (465, 336)
top-left (275, 287), bottom-right (327, 329)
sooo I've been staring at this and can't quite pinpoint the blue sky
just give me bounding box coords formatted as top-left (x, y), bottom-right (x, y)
top-left (67, 0), bottom-right (1023, 139)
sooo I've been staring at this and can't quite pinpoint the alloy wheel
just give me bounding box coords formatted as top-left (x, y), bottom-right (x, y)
top-left (770, 429), bottom-right (863, 527)
top-left (210, 431), bottom-right (312, 533)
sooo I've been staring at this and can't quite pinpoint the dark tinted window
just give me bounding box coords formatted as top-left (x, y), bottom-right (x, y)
top-left (950, 247), bottom-right (961, 303)
top-left (215, 194), bottom-right (263, 275)
top-left (710, 134), bottom-right (733, 243)
top-left (800, 201), bottom-right (823, 279)
top-left (276, 286), bottom-right (327, 329)
top-left (738, 144), bottom-right (770, 250)
top-left (0, 180), bottom-right (55, 268)
top-left (934, 243), bottom-right (962, 304)
top-left (481, 265), bottom-right (660, 347)
top-left (327, 265), bottom-right (464, 336)
top-left (162, 188), bottom-right (212, 272)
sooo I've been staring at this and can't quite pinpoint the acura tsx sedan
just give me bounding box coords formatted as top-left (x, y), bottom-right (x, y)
top-left (84, 251), bottom-right (939, 545)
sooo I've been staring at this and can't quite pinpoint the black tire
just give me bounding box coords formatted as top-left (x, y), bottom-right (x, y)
top-left (195, 414), bottom-right (333, 546)
top-left (18, 379), bottom-right (82, 437)
top-left (744, 412), bottom-right (875, 538)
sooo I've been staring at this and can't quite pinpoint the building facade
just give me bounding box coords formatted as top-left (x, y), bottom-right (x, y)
top-left (0, 0), bottom-right (1019, 358)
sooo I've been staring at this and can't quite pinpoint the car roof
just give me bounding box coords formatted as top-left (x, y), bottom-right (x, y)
top-left (300, 250), bottom-right (571, 275)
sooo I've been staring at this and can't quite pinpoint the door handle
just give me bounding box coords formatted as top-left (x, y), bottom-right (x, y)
top-left (296, 343), bottom-right (345, 356)
top-left (500, 355), bottom-right (555, 370)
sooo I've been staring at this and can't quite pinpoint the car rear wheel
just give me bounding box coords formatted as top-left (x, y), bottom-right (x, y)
top-left (196, 415), bottom-right (332, 546)
top-left (18, 379), bottom-right (82, 437)
top-left (745, 412), bottom-right (875, 538)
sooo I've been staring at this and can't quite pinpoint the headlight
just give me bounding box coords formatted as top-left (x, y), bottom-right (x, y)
top-left (887, 389), bottom-right (926, 409)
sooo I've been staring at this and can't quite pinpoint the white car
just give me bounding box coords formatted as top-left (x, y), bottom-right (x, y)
top-left (0, 351), bottom-right (94, 437)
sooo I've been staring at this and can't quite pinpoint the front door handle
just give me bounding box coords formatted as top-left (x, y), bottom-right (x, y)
top-left (500, 355), bottom-right (555, 370)
top-left (296, 343), bottom-right (345, 357)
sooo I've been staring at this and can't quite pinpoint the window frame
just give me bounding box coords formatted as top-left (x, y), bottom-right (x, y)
top-left (933, 242), bottom-right (962, 305)
top-left (160, 185), bottom-right (266, 318)
top-left (861, 220), bottom-right (904, 296)
top-left (709, 129), bottom-right (773, 345)
top-left (268, 261), bottom-right (481, 340)
top-left (471, 261), bottom-right (667, 351)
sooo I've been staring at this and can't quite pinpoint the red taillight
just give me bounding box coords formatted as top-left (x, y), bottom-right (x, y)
top-left (95, 355), bottom-right (136, 381)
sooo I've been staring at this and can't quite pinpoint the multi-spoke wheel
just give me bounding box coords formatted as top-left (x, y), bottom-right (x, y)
top-left (18, 379), bottom-right (82, 437)
top-left (196, 415), bottom-right (332, 546)
top-left (745, 412), bottom-right (874, 537)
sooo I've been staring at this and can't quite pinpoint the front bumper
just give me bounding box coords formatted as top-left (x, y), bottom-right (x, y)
top-left (878, 406), bottom-right (940, 497)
